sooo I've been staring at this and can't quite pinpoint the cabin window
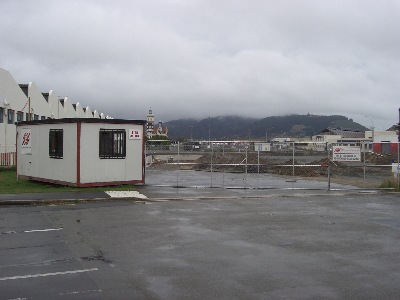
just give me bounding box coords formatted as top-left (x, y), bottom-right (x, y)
top-left (7, 109), bottom-right (14, 124)
top-left (49, 129), bottom-right (63, 158)
top-left (17, 111), bottom-right (24, 122)
top-left (99, 129), bottom-right (126, 159)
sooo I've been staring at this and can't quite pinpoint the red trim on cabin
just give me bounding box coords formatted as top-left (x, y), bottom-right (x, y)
top-left (76, 122), bottom-right (81, 186)
top-left (76, 179), bottom-right (145, 188)
top-left (142, 124), bottom-right (146, 184)
top-left (18, 175), bottom-right (145, 187)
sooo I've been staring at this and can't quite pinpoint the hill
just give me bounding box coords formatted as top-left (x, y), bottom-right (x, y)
top-left (165, 114), bottom-right (368, 140)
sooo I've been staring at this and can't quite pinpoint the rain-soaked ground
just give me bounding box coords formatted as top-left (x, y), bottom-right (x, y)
top-left (2, 190), bottom-right (399, 299)
top-left (145, 168), bottom-right (358, 191)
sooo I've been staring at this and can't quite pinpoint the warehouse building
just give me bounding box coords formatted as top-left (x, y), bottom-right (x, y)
top-left (1, 68), bottom-right (110, 166)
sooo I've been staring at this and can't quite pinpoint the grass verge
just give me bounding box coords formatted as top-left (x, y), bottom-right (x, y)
top-left (0, 167), bottom-right (137, 194)
top-left (379, 178), bottom-right (400, 192)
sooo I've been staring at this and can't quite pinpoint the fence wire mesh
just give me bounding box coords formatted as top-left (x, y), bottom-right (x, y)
top-left (145, 141), bottom-right (400, 190)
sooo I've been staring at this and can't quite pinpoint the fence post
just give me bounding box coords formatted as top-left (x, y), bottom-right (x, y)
top-left (245, 146), bottom-right (248, 189)
top-left (176, 141), bottom-right (180, 187)
top-left (210, 142), bottom-right (213, 188)
top-left (257, 145), bottom-right (260, 189)
top-left (292, 142), bottom-right (295, 181)
top-left (222, 144), bottom-right (225, 188)
top-left (327, 142), bottom-right (331, 191)
top-left (363, 142), bottom-right (366, 189)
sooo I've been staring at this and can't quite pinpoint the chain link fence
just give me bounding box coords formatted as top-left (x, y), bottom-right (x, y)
top-left (145, 141), bottom-right (400, 190)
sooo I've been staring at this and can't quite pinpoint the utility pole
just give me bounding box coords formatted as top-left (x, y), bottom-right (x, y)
top-left (365, 115), bottom-right (375, 143)
top-left (265, 127), bottom-right (274, 142)
top-left (208, 116), bottom-right (211, 146)
top-left (28, 97), bottom-right (31, 121)
top-left (397, 108), bottom-right (400, 143)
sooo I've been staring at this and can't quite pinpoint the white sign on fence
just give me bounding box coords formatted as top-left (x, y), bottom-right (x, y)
top-left (332, 146), bottom-right (361, 162)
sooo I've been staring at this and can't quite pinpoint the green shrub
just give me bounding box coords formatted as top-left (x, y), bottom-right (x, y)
top-left (379, 178), bottom-right (400, 191)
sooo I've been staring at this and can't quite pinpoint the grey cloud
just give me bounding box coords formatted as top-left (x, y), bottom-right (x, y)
top-left (1, 0), bottom-right (399, 130)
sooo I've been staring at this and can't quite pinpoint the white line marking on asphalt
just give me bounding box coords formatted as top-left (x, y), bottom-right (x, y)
top-left (59, 289), bottom-right (102, 296)
top-left (1, 228), bottom-right (63, 235)
top-left (23, 228), bottom-right (64, 233)
top-left (0, 268), bottom-right (98, 281)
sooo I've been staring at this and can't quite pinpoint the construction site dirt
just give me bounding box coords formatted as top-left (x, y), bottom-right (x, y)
top-left (148, 152), bottom-right (396, 189)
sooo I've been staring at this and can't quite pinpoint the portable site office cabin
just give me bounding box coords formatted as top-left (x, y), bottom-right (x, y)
top-left (16, 118), bottom-right (146, 187)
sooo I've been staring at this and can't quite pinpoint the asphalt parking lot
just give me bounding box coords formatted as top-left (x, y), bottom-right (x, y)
top-left (0, 189), bottom-right (399, 299)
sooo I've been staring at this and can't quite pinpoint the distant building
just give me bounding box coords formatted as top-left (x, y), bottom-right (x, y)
top-left (311, 127), bottom-right (400, 154)
top-left (254, 142), bottom-right (271, 152)
top-left (315, 127), bottom-right (366, 141)
top-left (310, 127), bottom-right (368, 151)
top-left (146, 109), bottom-right (168, 138)
top-left (0, 68), bottom-right (111, 166)
top-left (366, 130), bottom-right (398, 154)
top-left (146, 109), bottom-right (155, 137)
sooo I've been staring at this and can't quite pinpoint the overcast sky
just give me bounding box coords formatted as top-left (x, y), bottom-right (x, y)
top-left (1, 0), bottom-right (399, 130)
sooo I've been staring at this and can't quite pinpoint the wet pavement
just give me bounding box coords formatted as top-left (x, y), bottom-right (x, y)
top-left (0, 169), bottom-right (399, 299)
top-left (0, 191), bottom-right (112, 205)
top-left (0, 169), bottom-right (365, 206)
top-left (145, 169), bottom-right (356, 190)
top-left (1, 193), bottom-right (399, 299)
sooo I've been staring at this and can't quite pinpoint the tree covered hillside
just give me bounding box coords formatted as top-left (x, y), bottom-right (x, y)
top-left (166, 114), bottom-right (367, 140)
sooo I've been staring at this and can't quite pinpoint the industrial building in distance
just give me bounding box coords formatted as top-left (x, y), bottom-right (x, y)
top-left (1, 68), bottom-right (111, 166)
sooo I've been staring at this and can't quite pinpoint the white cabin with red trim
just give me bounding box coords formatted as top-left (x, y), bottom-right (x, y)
top-left (16, 118), bottom-right (146, 187)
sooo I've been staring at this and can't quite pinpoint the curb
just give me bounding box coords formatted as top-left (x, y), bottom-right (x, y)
top-left (0, 189), bottom-right (394, 206)
top-left (0, 197), bottom-right (147, 207)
